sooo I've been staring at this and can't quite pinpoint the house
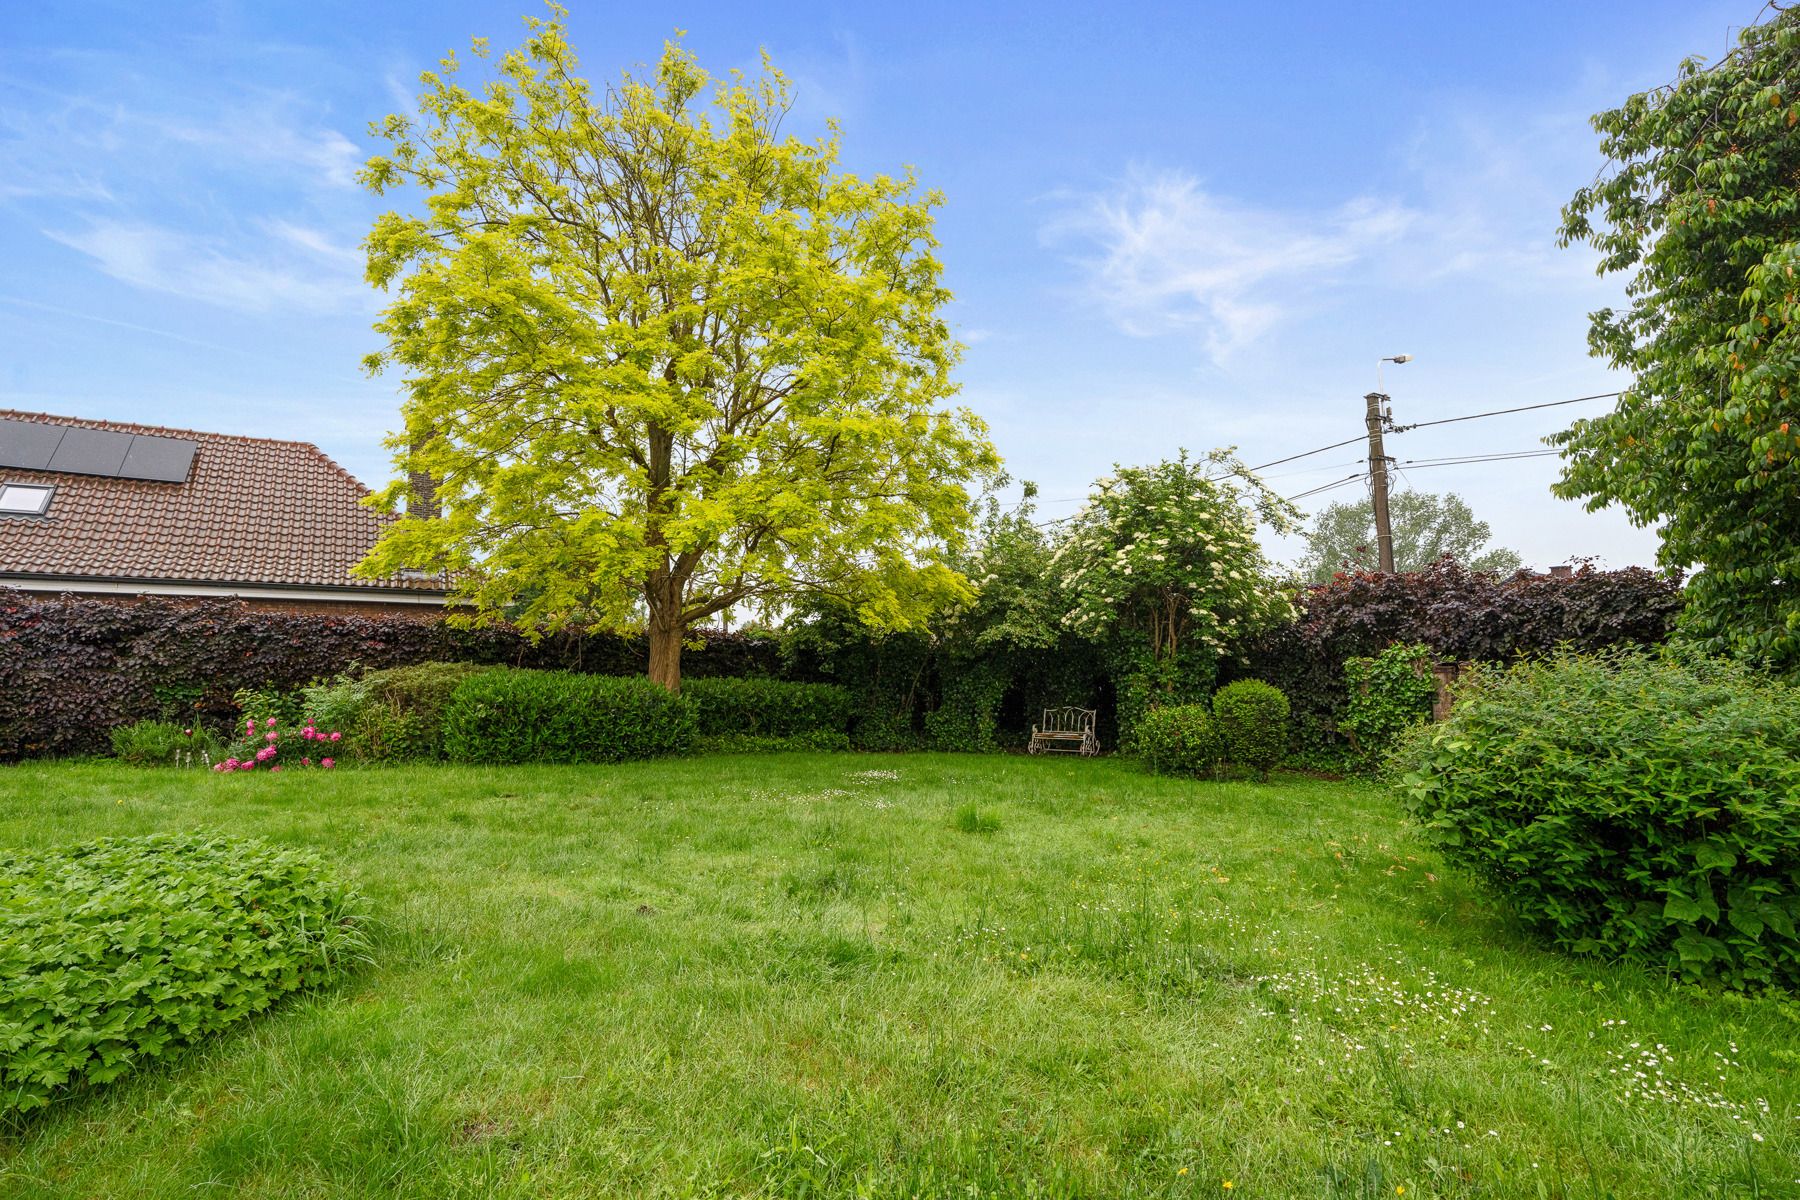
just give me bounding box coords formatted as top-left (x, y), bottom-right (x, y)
top-left (0, 409), bottom-right (447, 614)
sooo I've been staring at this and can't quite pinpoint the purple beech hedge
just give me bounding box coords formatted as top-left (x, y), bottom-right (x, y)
top-left (1222, 560), bottom-right (1686, 753)
top-left (0, 591), bottom-right (782, 760)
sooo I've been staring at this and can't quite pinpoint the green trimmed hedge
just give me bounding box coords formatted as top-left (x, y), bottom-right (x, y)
top-left (1395, 652), bottom-right (1800, 989)
top-left (0, 833), bottom-right (366, 1118)
top-left (698, 731), bottom-right (853, 755)
top-left (680, 677), bottom-right (853, 741)
top-left (441, 669), bottom-right (697, 764)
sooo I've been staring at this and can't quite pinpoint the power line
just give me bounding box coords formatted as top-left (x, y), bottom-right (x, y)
top-left (1390, 392), bottom-right (1620, 433)
top-left (1242, 434), bottom-right (1369, 474)
top-left (1398, 449), bottom-right (1562, 468)
top-left (1285, 472), bottom-right (1367, 502)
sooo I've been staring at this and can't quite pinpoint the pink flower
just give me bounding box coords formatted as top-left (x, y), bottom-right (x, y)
top-left (269, 764), bottom-right (281, 772)
top-left (302, 757), bottom-right (312, 766)
top-left (238, 761), bottom-right (254, 771)
top-left (328, 731), bottom-right (341, 742)
top-left (224, 758), bottom-right (239, 768)
top-left (320, 757), bottom-right (335, 769)
top-left (265, 731), bottom-right (279, 743)
top-left (245, 719), bottom-right (255, 734)
top-left (265, 718), bottom-right (276, 728)
top-left (182, 728), bottom-right (192, 737)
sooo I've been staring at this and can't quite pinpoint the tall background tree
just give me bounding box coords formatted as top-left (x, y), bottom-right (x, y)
top-left (1559, 10), bottom-right (1800, 670)
top-left (1296, 489), bottom-right (1523, 583)
top-left (355, 15), bottom-right (999, 689)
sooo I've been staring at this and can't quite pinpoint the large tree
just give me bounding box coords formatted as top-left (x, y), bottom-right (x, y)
top-left (1296, 489), bottom-right (1522, 583)
top-left (354, 16), bottom-right (999, 688)
top-left (1559, 11), bottom-right (1800, 670)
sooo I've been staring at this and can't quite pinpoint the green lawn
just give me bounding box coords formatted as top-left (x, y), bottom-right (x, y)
top-left (0, 755), bottom-right (1794, 1199)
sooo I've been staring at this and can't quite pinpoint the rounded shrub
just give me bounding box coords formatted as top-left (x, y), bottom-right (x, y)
top-left (1136, 704), bottom-right (1221, 777)
top-left (1393, 651), bottom-right (1800, 989)
top-left (1212, 680), bottom-right (1290, 778)
top-left (441, 669), bottom-right (697, 764)
top-left (0, 833), bottom-right (365, 1117)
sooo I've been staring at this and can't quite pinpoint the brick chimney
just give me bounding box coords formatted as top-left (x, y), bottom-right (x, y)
top-left (1548, 564), bottom-right (1573, 580)
top-left (407, 429), bottom-right (440, 520)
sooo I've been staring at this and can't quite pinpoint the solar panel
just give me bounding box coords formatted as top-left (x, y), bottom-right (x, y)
top-left (0, 419), bottom-right (198, 483)
top-left (119, 435), bottom-right (198, 483)
top-left (46, 427), bottom-right (132, 476)
top-left (0, 418), bottom-right (67, 470)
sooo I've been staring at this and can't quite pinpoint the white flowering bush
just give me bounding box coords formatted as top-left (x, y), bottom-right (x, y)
top-left (1052, 451), bottom-right (1297, 742)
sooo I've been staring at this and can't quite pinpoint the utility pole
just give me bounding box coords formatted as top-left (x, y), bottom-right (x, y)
top-left (1364, 390), bottom-right (1396, 573)
top-left (1365, 354), bottom-right (1413, 574)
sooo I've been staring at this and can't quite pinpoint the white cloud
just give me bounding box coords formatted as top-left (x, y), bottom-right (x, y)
top-left (46, 220), bottom-right (366, 314)
top-left (1042, 169), bottom-right (1415, 360)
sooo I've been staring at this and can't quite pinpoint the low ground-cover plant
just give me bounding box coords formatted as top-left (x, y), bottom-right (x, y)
top-left (303, 661), bottom-right (484, 763)
top-left (441, 669), bottom-right (697, 764)
top-left (108, 720), bottom-right (220, 768)
top-left (680, 677), bottom-right (853, 741)
top-left (0, 832), bottom-right (365, 1118)
top-left (1137, 704), bottom-right (1220, 777)
top-left (1212, 680), bottom-right (1289, 779)
top-left (1394, 650), bottom-right (1800, 988)
top-left (1339, 642), bottom-right (1437, 767)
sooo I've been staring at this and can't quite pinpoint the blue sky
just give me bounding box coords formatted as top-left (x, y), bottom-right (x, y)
top-left (0, 0), bottom-right (1764, 570)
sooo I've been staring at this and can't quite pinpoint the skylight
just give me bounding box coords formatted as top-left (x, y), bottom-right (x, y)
top-left (0, 484), bottom-right (54, 516)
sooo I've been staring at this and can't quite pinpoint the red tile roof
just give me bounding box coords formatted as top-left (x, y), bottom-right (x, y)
top-left (0, 409), bottom-right (444, 594)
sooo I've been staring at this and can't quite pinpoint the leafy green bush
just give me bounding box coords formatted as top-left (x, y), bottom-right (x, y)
top-left (303, 662), bottom-right (484, 762)
top-left (1136, 704), bottom-right (1221, 778)
top-left (1212, 680), bottom-right (1290, 779)
top-left (680, 677), bottom-right (853, 741)
top-left (0, 833), bottom-right (365, 1117)
top-left (231, 685), bottom-right (308, 730)
top-left (108, 720), bottom-right (220, 768)
top-left (441, 669), bottom-right (697, 764)
top-left (1339, 642), bottom-right (1437, 767)
top-left (1394, 651), bottom-right (1800, 988)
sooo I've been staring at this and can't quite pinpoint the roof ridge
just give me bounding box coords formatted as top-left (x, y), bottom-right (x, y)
top-left (0, 407), bottom-right (379, 495)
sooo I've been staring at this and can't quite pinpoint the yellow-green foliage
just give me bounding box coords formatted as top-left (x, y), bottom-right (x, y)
top-left (354, 16), bottom-right (1000, 682)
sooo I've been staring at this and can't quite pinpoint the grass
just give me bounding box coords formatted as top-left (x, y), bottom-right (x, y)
top-left (0, 753), bottom-right (1794, 1199)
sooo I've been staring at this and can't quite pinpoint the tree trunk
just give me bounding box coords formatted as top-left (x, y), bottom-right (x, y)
top-left (647, 604), bottom-right (683, 693)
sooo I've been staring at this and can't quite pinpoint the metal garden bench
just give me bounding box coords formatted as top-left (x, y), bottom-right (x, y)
top-left (1027, 706), bottom-right (1099, 756)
